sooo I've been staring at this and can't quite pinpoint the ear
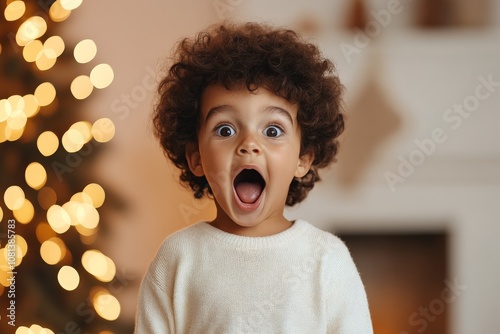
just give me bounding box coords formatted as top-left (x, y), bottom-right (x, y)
top-left (186, 142), bottom-right (205, 177)
top-left (295, 150), bottom-right (314, 178)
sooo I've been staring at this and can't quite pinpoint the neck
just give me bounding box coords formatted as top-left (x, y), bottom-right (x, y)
top-left (210, 202), bottom-right (293, 237)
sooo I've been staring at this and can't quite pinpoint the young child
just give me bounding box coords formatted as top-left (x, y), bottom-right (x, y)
top-left (135, 22), bottom-right (373, 333)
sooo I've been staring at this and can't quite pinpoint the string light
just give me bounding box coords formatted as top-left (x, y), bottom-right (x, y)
top-left (1, 4), bottom-right (121, 330)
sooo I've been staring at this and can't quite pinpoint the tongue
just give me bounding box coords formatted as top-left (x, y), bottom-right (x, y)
top-left (235, 182), bottom-right (263, 204)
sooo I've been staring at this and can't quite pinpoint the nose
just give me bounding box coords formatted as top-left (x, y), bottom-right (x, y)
top-left (237, 132), bottom-right (261, 155)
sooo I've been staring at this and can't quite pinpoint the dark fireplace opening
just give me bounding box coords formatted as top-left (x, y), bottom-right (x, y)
top-left (337, 231), bottom-right (448, 334)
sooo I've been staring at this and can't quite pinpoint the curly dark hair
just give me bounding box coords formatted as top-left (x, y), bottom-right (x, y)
top-left (153, 22), bottom-right (344, 206)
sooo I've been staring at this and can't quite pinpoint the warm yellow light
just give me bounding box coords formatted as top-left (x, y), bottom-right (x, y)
top-left (25, 162), bottom-right (47, 190)
top-left (37, 131), bottom-right (59, 156)
top-left (4, 1), bottom-right (26, 21)
top-left (4, 126), bottom-right (24, 141)
top-left (40, 237), bottom-right (66, 265)
top-left (38, 187), bottom-right (57, 210)
top-left (62, 128), bottom-right (85, 153)
top-left (83, 183), bottom-right (105, 208)
top-left (82, 250), bottom-right (107, 277)
top-left (47, 205), bottom-right (71, 234)
top-left (44, 35), bottom-right (65, 57)
top-left (91, 118), bottom-right (115, 143)
top-left (16, 16), bottom-right (47, 46)
top-left (34, 82), bottom-right (56, 107)
top-left (49, 0), bottom-right (71, 22)
top-left (79, 203), bottom-right (99, 229)
top-left (93, 290), bottom-right (121, 321)
top-left (4, 185), bottom-right (25, 210)
top-left (76, 224), bottom-right (98, 238)
top-left (60, 0), bottom-right (82, 10)
top-left (70, 121), bottom-right (92, 143)
top-left (74, 39), bottom-right (97, 64)
top-left (13, 198), bottom-right (34, 224)
top-left (0, 206), bottom-right (3, 221)
top-left (36, 50), bottom-right (57, 71)
top-left (14, 326), bottom-right (30, 334)
top-left (71, 192), bottom-right (93, 205)
top-left (90, 63), bottom-right (114, 89)
top-left (5, 95), bottom-right (27, 130)
top-left (23, 324), bottom-right (55, 334)
top-left (58, 266), bottom-right (80, 291)
top-left (0, 99), bottom-right (12, 122)
top-left (23, 39), bottom-right (43, 63)
top-left (23, 94), bottom-right (40, 117)
top-left (70, 75), bottom-right (93, 100)
top-left (14, 235), bottom-right (28, 257)
top-left (6, 109), bottom-right (27, 131)
top-left (36, 222), bottom-right (57, 243)
top-left (0, 122), bottom-right (7, 144)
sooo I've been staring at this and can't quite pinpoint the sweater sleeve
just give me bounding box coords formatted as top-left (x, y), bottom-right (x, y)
top-left (135, 271), bottom-right (175, 334)
top-left (326, 239), bottom-right (373, 334)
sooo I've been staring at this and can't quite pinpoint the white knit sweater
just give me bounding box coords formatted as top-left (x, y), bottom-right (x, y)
top-left (135, 220), bottom-right (373, 333)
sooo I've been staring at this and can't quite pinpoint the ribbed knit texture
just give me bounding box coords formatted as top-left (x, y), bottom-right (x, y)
top-left (135, 220), bottom-right (373, 333)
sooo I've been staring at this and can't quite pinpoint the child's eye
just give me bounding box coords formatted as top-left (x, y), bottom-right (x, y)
top-left (263, 125), bottom-right (283, 138)
top-left (215, 125), bottom-right (235, 137)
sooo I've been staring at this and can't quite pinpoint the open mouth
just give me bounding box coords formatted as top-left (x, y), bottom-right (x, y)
top-left (233, 169), bottom-right (266, 204)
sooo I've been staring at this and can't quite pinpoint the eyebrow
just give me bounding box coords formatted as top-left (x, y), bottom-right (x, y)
top-left (205, 105), bottom-right (294, 125)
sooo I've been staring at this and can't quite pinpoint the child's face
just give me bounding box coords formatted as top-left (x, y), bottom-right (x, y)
top-left (186, 84), bottom-right (313, 235)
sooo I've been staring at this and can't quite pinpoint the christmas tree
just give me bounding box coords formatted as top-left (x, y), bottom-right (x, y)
top-left (0, 1), bottom-right (133, 333)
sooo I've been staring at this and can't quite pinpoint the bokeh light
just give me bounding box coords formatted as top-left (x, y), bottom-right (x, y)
top-left (37, 131), bottom-right (59, 156)
top-left (47, 205), bottom-right (71, 234)
top-left (70, 75), bottom-right (93, 100)
top-left (23, 94), bottom-right (40, 118)
top-left (40, 237), bottom-right (67, 265)
top-left (34, 82), bottom-right (56, 107)
top-left (82, 250), bottom-right (116, 282)
top-left (16, 16), bottom-right (47, 46)
top-left (60, 0), bottom-right (83, 11)
top-left (91, 118), bottom-right (115, 143)
top-left (90, 63), bottom-right (114, 89)
top-left (49, 0), bottom-right (72, 22)
top-left (25, 162), bottom-right (47, 190)
top-left (58, 265), bottom-right (80, 291)
top-left (62, 128), bottom-right (85, 152)
top-left (23, 40), bottom-right (44, 63)
top-left (92, 288), bottom-right (121, 321)
top-left (74, 39), bottom-right (97, 64)
top-left (83, 183), bottom-right (105, 208)
top-left (4, 1), bottom-right (26, 21)
top-left (13, 198), bottom-right (34, 224)
top-left (4, 185), bottom-right (25, 210)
